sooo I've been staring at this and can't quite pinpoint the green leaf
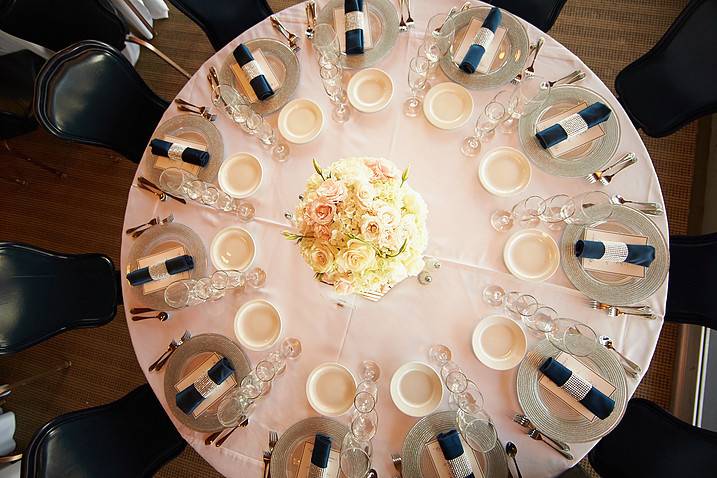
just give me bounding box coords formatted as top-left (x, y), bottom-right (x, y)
top-left (312, 158), bottom-right (325, 180)
top-left (401, 166), bottom-right (410, 186)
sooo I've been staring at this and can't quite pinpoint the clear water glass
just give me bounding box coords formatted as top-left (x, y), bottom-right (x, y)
top-left (541, 194), bottom-right (575, 230)
top-left (280, 337), bottom-right (302, 359)
top-left (449, 380), bottom-right (484, 414)
top-left (428, 344), bottom-right (452, 365)
top-left (501, 76), bottom-right (551, 133)
top-left (350, 409), bottom-right (378, 442)
top-left (404, 56), bottom-right (430, 117)
top-left (512, 195), bottom-right (547, 228)
top-left (564, 190), bottom-right (613, 225)
top-left (524, 305), bottom-right (557, 335)
top-left (266, 350), bottom-right (287, 376)
top-left (359, 360), bottom-right (381, 382)
top-left (461, 100), bottom-right (506, 157)
top-left (235, 201), bottom-right (256, 222)
top-left (505, 293), bottom-right (539, 321)
top-left (490, 208), bottom-right (515, 232)
top-left (217, 390), bottom-right (252, 427)
top-left (158, 167), bottom-right (193, 196)
top-left (459, 409), bottom-right (498, 453)
top-left (547, 318), bottom-right (598, 356)
top-left (164, 280), bottom-right (206, 309)
top-left (426, 13), bottom-right (455, 56)
top-left (339, 443), bottom-right (370, 478)
top-left (354, 390), bottom-right (377, 414)
top-left (255, 360), bottom-right (276, 382)
top-left (440, 360), bottom-right (461, 382)
top-left (445, 370), bottom-right (468, 394)
top-left (482, 284), bottom-right (506, 307)
top-left (313, 23), bottom-right (340, 63)
top-left (246, 267), bottom-right (266, 288)
top-left (417, 40), bottom-right (441, 80)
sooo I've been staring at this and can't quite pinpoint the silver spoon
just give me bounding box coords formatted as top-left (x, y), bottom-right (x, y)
top-left (599, 335), bottom-right (642, 377)
top-left (505, 442), bottom-right (523, 478)
top-left (611, 194), bottom-right (664, 215)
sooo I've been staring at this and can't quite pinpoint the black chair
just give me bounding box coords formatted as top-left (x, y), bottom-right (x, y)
top-left (21, 384), bottom-right (186, 477)
top-left (491, 0), bottom-right (568, 32)
top-left (554, 466), bottom-right (589, 478)
top-left (34, 41), bottom-right (169, 164)
top-left (168, 0), bottom-right (273, 51)
top-left (615, 0), bottom-right (717, 137)
top-left (665, 233), bottom-right (717, 330)
top-left (0, 242), bottom-right (119, 355)
top-left (589, 398), bottom-right (717, 477)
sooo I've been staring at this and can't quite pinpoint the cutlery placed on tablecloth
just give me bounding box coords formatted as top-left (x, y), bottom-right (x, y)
top-left (205, 416), bottom-right (249, 446)
top-left (126, 216), bottom-right (159, 234)
top-left (130, 306), bottom-right (158, 315)
top-left (505, 442), bottom-right (523, 478)
top-left (175, 103), bottom-right (217, 122)
top-left (548, 69), bottom-right (585, 87)
top-left (390, 453), bottom-right (403, 477)
top-left (398, 0), bottom-right (407, 31)
top-left (149, 330), bottom-right (191, 372)
top-left (523, 36), bottom-right (545, 78)
top-left (404, 0), bottom-right (414, 26)
top-left (589, 300), bottom-right (652, 315)
top-left (607, 306), bottom-right (657, 320)
top-left (131, 311), bottom-right (169, 322)
top-left (513, 413), bottom-right (571, 452)
top-left (262, 430), bottom-right (279, 478)
top-left (585, 152), bottom-right (637, 184)
top-left (131, 214), bottom-right (174, 238)
top-left (611, 194), bottom-right (664, 216)
top-left (136, 181), bottom-right (167, 201)
top-left (528, 428), bottom-right (574, 459)
top-left (262, 450), bottom-right (272, 478)
top-left (216, 417), bottom-right (250, 447)
top-left (511, 42), bottom-right (539, 85)
top-left (434, 6), bottom-right (456, 34)
top-left (599, 335), bottom-right (641, 378)
top-left (270, 15), bottom-right (301, 52)
top-left (138, 176), bottom-right (187, 204)
top-left (305, 0), bottom-right (317, 38)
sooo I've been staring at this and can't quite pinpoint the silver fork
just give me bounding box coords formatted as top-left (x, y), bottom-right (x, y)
top-left (513, 414), bottom-right (571, 452)
top-left (585, 152), bottom-right (637, 184)
top-left (398, 0), bottom-right (407, 32)
top-left (511, 43), bottom-right (538, 84)
top-left (405, 0), bottom-right (414, 26)
top-left (270, 16), bottom-right (300, 52)
top-left (548, 69), bottom-right (584, 87)
top-left (589, 299), bottom-right (652, 314)
top-left (607, 306), bottom-right (657, 320)
top-left (152, 330), bottom-right (192, 372)
top-left (528, 429), bottom-right (574, 459)
top-left (390, 453), bottom-right (403, 477)
top-left (176, 104), bottom-right (217, 122)
top-left (523, 36), bottom-right (545, 78)
top-left (131, 213), bottom-right (174, 238)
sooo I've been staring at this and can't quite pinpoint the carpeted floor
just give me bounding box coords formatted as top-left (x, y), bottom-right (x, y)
top-left (0, 0), bottom-right (695, 476)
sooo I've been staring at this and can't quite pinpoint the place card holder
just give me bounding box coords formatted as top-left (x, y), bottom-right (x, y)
top-left (231, 49), bottom-right (281, 103)
top-left (296, 441), bottom-right (341, 478)
top-left (539, 352), bottom-right (616, 422)
top-left (453, 19), bottom-right (507, 74)
top-left (174, 352), bottom-right (237, 418)
top-left (153, 134), bottom-right (205, 176)
top-left (426, 437), bottom-right (485, 478)
top-left (536, 102), bottom-right (606, 158)
top-left (582, 228), bottom-right (648, 278)
top-left (334, 3), bottom-right (374, 52)
top-left (136, 246), bottom-right (191, 295)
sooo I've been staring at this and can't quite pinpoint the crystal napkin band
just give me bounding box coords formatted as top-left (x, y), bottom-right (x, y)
top-left (473, 27), bottom-right (495, 49)
top-left (194, 372), bottom-right (219, 398)
top-left (308, 464), bottom-right (329, 478)
top-left (560, 372), bottom-right (592, 401)
top-left (127, 254), bottom-right (194, 286)
top-left (345, 10), bottom-right (365, 31)
top-left (575, 239), bottom-right (656, 267)
top-left (557, 114), bottom-right (589, 137)
top-left (241, 59), bottom-right (265, 81)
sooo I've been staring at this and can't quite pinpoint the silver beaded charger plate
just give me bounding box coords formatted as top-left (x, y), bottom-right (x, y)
top-left (518, 85), bottom-right (621, 177)
top-left (439, 7), bottom-right (529, 90)
top-left (125, 223), bottom-right (208, 310)
top-left (219, 38), bottom-right (300, 115)
top-left (561, 205), bottom-right (669, 305)
top-left (401, 411), bottom-right (510, 478)
top-left (516, 337), bottom-right (627, 443)
top-left (145, 114), bottom-right (224, 183)
top-left (270, 417), bottom-right (349, 478)
top-left (316, 0), bottom-right (399, 70)
top-left (163, 334), bottom-right (251, 432)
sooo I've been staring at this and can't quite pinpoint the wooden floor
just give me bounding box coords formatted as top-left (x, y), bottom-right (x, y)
top-left (0, 0), bottom-right (695, 476)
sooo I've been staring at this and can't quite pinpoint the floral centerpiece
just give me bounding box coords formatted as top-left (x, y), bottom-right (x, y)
top-left (283, 157), bottom-right (429, 295)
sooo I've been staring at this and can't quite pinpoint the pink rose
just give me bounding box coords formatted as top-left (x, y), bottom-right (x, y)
top-left (317, 179), bottom-right (348, 203)
top-left (313, 224), bottom-right (332, 242)
top-left (308, 199), bottom-right (336, 225)
top-left (364, 158), bottom-right (399, 180)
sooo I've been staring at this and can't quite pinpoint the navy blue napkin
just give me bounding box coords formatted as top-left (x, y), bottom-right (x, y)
top-left (575, 240), bottom-right (655, 267)
top-left (149, 139), bottom-right (209, 167)
top-left (311, 434), bottom-right (332, 471)
top-left (540, 357), bottom-right (615, 420)
top-left (344, 0), bottom-right (365, 55)
top-left (460, 7), bottom-right (502, 74)
top-left (126, 255), bottom-right (194, 286)
top-left (176, 357), bottom-right (235, 415)
top-left (233, 43), bottom-right (274, 101)
top-left (535, 102), bottom-right (612, 148)
top-left (437, 430), bottom-right (475, 478)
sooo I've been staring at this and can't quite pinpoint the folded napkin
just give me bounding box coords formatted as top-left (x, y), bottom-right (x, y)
top-left (575, 240), bottom-right (655, 267)
top-left (233, 44), bottom-right (275, 101)
top-left (437, 430), bottom-right (475, 478)
top-left (535, 102), bottom-right (612, 149)
top-left (344, 0), bottom-right (365, 55)
top-left (150, 138), bottom-right (209, 167)
top-left (540, 357), bottom-right (615, 420)
top-left (176, 357), bottom-right (235, 415)
top-left (126, 254), bottom-right (194, 286)
top-left (460, 7), bottom-right (502, 74)
top-left (308, 433), bottom-right (332, 478)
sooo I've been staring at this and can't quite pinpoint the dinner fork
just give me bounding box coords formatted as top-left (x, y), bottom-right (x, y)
top-left (548, 69), bottom-right (585, 87)
top-left (270, 16), bottom-right (301, 52)
top-left (589, 300), bottom-right (652, 314)
top-left (405, 0), bottom-right (414, 26)
top-left (215, 417), bottom-right (249, 447)
top-left (150, 330), bottom-right (192, 372)
top-left (390, 453), bottom-right (403, 477)
top-left (131, 214), bottom-right (174, 238)
top-left (398, 0), bottom-right (407, 32)
top-left (138, 177), bottom-right (187, 204)
top-left (176, 104), bottom-right (217, 122)
top-left (262, 450), bottom-right (272, 478)
top-left (263, 431), bottom-right (278, 478)
top-left (513, 414), bottom-right (571, 452)
top-left (607, 307), bottom-right (657, 320)
top-left (585, 152), bottom-right (637, 184)
top-left (528, 429), bottom-right (574, 459)
top-left (511, 43), bottom-right (538, 84)
top-left (205, 416), bottom-right (249, 446)
top-left (523, 36), bottom-right (545, 78)
top-left (125, 216), bottom-right (159, 234)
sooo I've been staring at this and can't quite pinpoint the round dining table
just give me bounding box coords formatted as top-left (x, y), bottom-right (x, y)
top-left (120, 1), bottom-right (669, 477)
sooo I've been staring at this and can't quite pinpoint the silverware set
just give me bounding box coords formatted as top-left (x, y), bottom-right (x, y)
top-left (148, 330), bottom-right (191, 372)
top-left (305, 1), bottom-right (317, 38)
top-left (589, 300), bottom-right (652, 315)
top-left (204, 416), bottom-right (249, 446)
top-left (136, 176), bottom-right (187, 204)
top-left (131, 311), bottom-right (169, 322)
top-left (607, 306), bottom-right (657, 320)
top-left (512, 38), bottom-right (543, 85)
top-left (125, 213), bottom-right (174, 238)
top-left (523, 36), bottom-right (544, 79)
top-left (611, 194), bottom-right (664, 216)
top-left (548, 69), bottom-right (586, 87)
top-left (513, 413), bottom-right (573, 459)
top-left (262, 430), bottom-right (278, 478)
top-left (398, 0), bottom-right (407, 31)
top-left (270, 16), bottom-right (300, 52)
top-left (599, 335), bottom-right (642, 378)
top-left (390, 452), bottom-right (402, 477)
top-left (585, 152), bottom-right (637, 185)
top-left (174, 98), bottom-right (216, 121)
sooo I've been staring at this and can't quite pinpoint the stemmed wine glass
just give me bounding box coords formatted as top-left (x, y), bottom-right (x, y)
top-left (404, 56), bottom-right (430, 117)
top-left (428, 344), bottom-right (452, 366)
top-left (461, 100), bottom-right (506, 157)
top-left (313, 23), bottom-right (341, 67)
top-left (320, 62), bottom-right (351, 123)
top-left (540, 194), bottom-right (575, 230)
top-left (490, 195), bottom-right (546, 232)
top-left (504, 292), bottom-right (539, 321)
top-left (244, 111), bottom-right (290, 162)
top-left (563, 191), bottom-right (613, 225)
top-left (498, 76), bottom-right (551, 133)
top-left (482, 284), bottom-right (506, 307)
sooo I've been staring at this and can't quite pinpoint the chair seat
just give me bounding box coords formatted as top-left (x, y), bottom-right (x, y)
top-left (0, 50), bottom-right (45, 139)
top-left (490, 0), bottom-right (567, 32)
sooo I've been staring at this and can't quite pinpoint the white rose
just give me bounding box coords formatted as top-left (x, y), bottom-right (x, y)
top-left (403, 188), bottom-right (428, 218)
top-left (360, 214), bottom-right (382, 242)
top-left (337, 239), bottom-right (376, 273)
top-left (374, 204), bottom-right (401, 229)
top-left (307, 243), bottom-right (335, 273)
top-left (355, 181), bottom-right (375, 208)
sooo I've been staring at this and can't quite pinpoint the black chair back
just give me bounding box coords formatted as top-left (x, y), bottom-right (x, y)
top-left (615, 0), bottom-right (717, 137)
top-left (0, 50), bottom-right (45, 139)
top-left (168, 0), bottom-right (272, 51)
top-left (666, 233), bottom-right (717, 330)
top-left (0, 0), bottom-right (127, 52)
top-left (0, 242), bottom-right (118, 355)
top-left (21, 384), bottom-right (186, 478)
top-left (33, 40), bottom-right (168, 163)
top-left (491, 0), bottom-right (567, 32)
top-left (589, 398), bottom-right (717, 477)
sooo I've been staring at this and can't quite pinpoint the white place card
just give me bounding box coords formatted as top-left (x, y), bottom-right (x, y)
top-left (174, 353), bottom-right (237, 418)
top-left (135, 245), bottom-right (190, 295)
top-left (153, 134), bottom-right (204, 176)
top-left (296, 441), bottom-right (341, 478)
top-left (231, 49), bottom-right (281, 102)
top-left (427, 437), bottom-right (485, 478)
top-left (453, 20), bottom-right (507, 74)
top-left (539, 352), bottom-right (616, 421)
top-left (582, 228), bottom-right (648, 278)
top-left (334, 4), bottom-right (374, 52)
top-left (536, 102), bottom-right (606, 158)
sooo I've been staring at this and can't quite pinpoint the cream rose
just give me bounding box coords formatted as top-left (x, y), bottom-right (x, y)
top-left (337, 239), bottom-right (376, 273)
top-left (360, 215), bottom-right (382, 242)
top-left (308, 199), bottom-right (336, 225)
top-left (355, 181), bottom-right (375, 208)
top-left (375, 204), bottom-right (401, 229)
top-left (316, 179), bottom-right (348, 203)
top-left (307, 243), bottom-right (335, 273)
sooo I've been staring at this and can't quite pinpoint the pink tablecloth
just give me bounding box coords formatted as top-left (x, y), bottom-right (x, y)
top-left (120, 1), bottom-right (668, 477)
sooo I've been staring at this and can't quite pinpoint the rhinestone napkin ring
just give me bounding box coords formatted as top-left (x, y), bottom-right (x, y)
top-left (560, 372), bottom-right (592, 401)
top-left (194, 373), bottom-right (218, 398)
top-left (148, 262), bottom-right (170, 281)
top-left (558, 114), bottom-right (589, 137)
